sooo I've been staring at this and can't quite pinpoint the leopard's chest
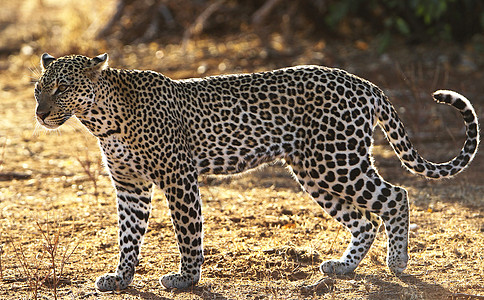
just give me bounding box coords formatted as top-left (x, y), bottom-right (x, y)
top-left (99, 133), bottom-right (171, 182)
top-left (99, 135), bottom-right (142, 172)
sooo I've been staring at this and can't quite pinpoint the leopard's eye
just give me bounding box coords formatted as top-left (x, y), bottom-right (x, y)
top-left (56, 84), bottom-right (69, 94)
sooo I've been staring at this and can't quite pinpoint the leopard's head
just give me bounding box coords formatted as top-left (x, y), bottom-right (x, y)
top-left (34, 53), bottom-right (108, 129)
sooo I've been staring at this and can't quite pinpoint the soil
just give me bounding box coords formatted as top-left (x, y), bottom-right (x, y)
top-left (0, 1), bottom-right (483, 299)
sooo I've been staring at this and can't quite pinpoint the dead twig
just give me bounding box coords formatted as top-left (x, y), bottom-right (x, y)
top-left (300, 277), bottom-right (335, 295)
top-left (57, 239), bottom-right (79, 288)
top-left (252, 0), bottom-right (283, 25)
top-left (7, 236), bottom-right (46, 300)
top-left (76, 147), bottom-right (102, 203)
top-left (36, 221), bottom-right (80, 300)
top-left (36, 221), bottom-right (60, 299)
top-left (0, 244), bottom-right (3, 280)
top-left (327, 225), bottom-right (341, 254)
top-left (0, 137), bottom-right (6, 171)
top-left (136, 3), bottom-right (175, 43)
top-left (182, 0), bottom-right (224, 51)
top-left (0, 172), bottom-right (32, 181)
top-left (96, 0), bottom-right (134, 39)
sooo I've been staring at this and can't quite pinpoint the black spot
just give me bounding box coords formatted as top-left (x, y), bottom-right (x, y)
top-left (372, 202), bottom-right (382, 210)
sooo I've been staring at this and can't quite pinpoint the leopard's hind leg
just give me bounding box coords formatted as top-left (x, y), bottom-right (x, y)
top-left (288, 155), bottom-right (409, 275)
top-left (289, 165), bottom-right (381, 275)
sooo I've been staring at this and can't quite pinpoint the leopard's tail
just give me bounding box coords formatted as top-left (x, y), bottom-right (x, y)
top-left (377, 90), bottom-right (479, 179)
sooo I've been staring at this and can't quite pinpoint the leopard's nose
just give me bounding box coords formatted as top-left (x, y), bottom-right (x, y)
top-left (36, 110), bottom-right (51, 121)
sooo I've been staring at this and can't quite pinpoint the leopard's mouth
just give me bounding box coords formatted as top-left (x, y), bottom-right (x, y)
top-left (36, 114), bottom-right (71, 129)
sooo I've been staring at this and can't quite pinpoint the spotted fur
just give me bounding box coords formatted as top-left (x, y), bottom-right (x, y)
top-left (34, 53), bottom-right (480, 290)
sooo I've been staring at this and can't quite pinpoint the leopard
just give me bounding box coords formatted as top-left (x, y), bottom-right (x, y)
top-left (34, 53), bottom-right (480, 291)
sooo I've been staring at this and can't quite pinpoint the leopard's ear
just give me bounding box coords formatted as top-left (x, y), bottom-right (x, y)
top-left (41, 53), bottom-right (55, 72)
top-left (85, 53), bottom-right (109, 81)
top-left (89, 53), bottom-right (109, 70)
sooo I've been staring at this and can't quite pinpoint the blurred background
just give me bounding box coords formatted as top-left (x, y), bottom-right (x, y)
top-left (2, 0), bottom-right (484, 75)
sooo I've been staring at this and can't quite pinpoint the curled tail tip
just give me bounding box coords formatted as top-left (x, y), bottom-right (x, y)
top-left (395, 90), bottom-right (480, 180)
top-left (433, 90), bottom-right (473, 112)
top-left (432, 90), bottom-right (457, 102)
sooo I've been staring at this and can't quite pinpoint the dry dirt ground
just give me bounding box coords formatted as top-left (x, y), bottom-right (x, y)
top-left (0, 1), bottom-right (483, 299)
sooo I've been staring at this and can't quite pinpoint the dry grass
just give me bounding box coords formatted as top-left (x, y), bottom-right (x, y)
top-left (0, 0), bottom-right (483, 299)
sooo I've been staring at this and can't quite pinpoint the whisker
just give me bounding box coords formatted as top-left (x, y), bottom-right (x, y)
top-left (66, 120), bottom-right (84, 133)
top-left (28, 66), bottom-right (41, 80)
top-left (28, 63), bottom-right (42, 86)
top-left (69, 118), bottom-right (98, 142)
top-left (32, 120), bottom-right (46, 137)
top-left (29, 58), bottom-right (42, 74)
top-left (29, 67), bottom-right (40, 76)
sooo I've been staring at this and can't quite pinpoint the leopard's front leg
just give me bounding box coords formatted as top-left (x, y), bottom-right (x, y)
top-left (95, 177), bottom-right (153, 292)
top-left (159, 164), bottom-right (204, 289)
